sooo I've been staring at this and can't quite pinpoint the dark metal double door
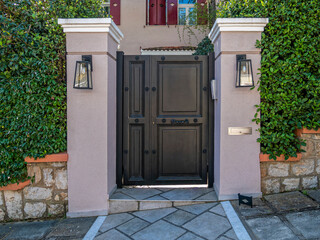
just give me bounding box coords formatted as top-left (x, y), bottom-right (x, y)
top-left (123, 55), bottom-right (208, 185)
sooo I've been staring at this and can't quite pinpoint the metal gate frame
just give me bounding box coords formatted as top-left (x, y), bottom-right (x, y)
top-left (116, 51), bottom-right (214, 188)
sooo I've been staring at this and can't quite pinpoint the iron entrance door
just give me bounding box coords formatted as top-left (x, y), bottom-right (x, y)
top-left (123, 55), bottom-right (208, 185)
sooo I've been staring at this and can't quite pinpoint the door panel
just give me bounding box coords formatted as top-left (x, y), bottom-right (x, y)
top-left (123, 55), bottom-right (208, 185)
top-left (159, 126), bottom-right (200, 175)
top-left (128, 125), bottom-right (145, 182)
top-left (129, 62), bottom-right (146, 117)
top-left (160, 64), bottom-right (199, 114)
top-left (151, 56), bottom-right (208, 184)
top-left (123, 56), bottom-right (151, 184)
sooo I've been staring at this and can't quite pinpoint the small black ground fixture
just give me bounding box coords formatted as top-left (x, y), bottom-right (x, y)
top-left (238, 193), bottom-right (253, 208)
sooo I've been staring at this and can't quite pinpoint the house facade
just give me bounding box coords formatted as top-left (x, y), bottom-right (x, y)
top-left (109, 0), bottom-right (209, 54)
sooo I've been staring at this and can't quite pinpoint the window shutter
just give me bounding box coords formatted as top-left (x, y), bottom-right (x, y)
top-left (167, 0), bottom-right (178, 25)
top-left (157, 0), bottom-right (166, 25)
top-left (197, 0), bottom-right (207, 25)
top-left (110, 0), bottom-right (121, 25)
top-left (149, 0), bottom-right (157, 25)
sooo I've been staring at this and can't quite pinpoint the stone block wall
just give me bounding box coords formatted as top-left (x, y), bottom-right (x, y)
top-left (0, 161), bottom-right (67, 222)
top-left (261, 133), bottom-right (320, 194)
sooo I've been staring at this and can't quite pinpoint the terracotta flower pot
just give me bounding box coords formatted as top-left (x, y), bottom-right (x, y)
top-left (295, 128), bottom-right (320, 137)
top-left (259, 153), bottom-right (302, 162)
top-left (0, 180), bottom-right (31, 191)
top-left (25, 152), bottom-right (68, 163)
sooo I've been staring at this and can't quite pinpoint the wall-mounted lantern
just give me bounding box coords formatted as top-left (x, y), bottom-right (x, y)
top-left (74, 55), bottom-right (93, 89)
top-left (236, 55), bottom-right (254, 88)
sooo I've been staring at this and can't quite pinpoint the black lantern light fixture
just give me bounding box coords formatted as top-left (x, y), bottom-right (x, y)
top-left (74, 55), bottom-right (93, 89)
top-left (236, 55), bottom-right (254, 88)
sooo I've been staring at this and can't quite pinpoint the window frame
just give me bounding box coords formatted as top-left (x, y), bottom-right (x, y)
top-left (178, 2), bottom-right (196, 25)
top-left (102, 0), bottom-right (111, 14)
top-left (147, 0), bottom-right (198, 26)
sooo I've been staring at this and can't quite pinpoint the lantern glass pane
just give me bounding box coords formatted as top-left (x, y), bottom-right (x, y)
top-left (75, 62), bottom-right (88, 88)
top-left (239, 60), bottom-right (253, 86)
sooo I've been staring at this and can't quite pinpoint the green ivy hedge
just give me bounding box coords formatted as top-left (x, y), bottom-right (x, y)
top-left (0, 0), bottom-right (106, 186)
top-left (216, 0), bottom-right (320, 159)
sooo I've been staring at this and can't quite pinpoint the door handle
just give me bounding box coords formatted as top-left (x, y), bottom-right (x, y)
top-left (171, 119), bottom-right (189, 125)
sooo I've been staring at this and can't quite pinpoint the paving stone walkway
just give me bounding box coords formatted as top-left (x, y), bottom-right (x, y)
top-left (232, 190), bottom-right (320, 240)
top-left (2, 190), bottom-right (320, 240)
top-left (95, 202), bottom-right (238, 240)
top-left (0, 217), bottom-right (96, 240)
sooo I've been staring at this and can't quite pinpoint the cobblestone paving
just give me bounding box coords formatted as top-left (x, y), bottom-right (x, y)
top-left (95, 203), bottom-right (238, 240)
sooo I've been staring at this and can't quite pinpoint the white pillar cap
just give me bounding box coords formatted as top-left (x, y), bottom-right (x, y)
top-left (209, 18), bottom-right (269, 44)
top-left (58, 18), bottom-right (124, 44)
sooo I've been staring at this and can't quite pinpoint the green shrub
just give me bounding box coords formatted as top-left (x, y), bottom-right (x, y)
top-left (217, 0), bottom-right (320, 159)
top-left (0, 0), bottom-right (106, 186)
top-left (193, 37), bottom-right (214, 55)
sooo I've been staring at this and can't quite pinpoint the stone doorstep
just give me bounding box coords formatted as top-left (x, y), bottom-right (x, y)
top-left (108, 199), bottom-right (219, 214)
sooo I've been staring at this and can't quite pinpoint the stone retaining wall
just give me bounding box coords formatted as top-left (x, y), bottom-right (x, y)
top-left (0, 161), bottom-right (67, 222)
top-left (261, 133), bottom-right (320, 194)
top-left (1, 132), bottom-right (319, 220)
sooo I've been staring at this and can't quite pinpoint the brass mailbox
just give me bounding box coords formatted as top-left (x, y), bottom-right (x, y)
top-left (228, 127), bottom-right (252, 135)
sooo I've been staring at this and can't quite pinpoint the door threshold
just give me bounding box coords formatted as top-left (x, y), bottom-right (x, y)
top-left (121, 184), bottom-right (209, 189)
top-left (109, 186), bottom-right (217, 214)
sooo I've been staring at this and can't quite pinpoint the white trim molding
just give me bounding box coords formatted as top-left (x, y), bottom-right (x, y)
top-left (208, 18), bottom-right (269, 44)
top-left (58, 18), bottom-right (124, 44)
top-left (221, 201), bottom-right (252, 240)
top-left (83, 216), bottom-right (107, 240)
top-left (141, 50), bottom-right (195, 55)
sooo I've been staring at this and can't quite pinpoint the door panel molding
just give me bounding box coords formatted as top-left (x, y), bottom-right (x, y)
top-left (123, 56), bottom-right (151, 184)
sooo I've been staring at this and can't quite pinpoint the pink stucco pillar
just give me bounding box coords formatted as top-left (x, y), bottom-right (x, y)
top-left (209, 18), bottom-right (268, 200)
top-left (58, 19), bottom-right (123, 217)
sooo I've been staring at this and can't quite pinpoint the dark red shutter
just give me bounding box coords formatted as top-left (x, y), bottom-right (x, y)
top-left (167, 0), bottom-right (178, 25)
top-left (197, 0), bottom-right (207, 25)
top-left (157, 0), bottom-right (166, 25)
top-left (149, 0), bottom-right (157, 25)
top-left (110, 0), bottom-right (121, 25)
